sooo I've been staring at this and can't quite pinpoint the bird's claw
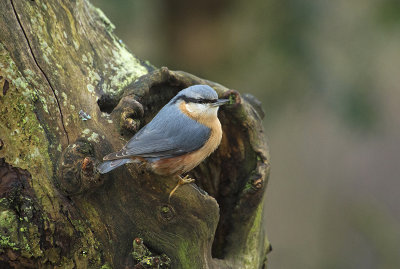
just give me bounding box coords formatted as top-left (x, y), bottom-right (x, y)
top-left (180, 174), bottom-right (195, 184)
top-left (168, 175), bottom-right (195, 202)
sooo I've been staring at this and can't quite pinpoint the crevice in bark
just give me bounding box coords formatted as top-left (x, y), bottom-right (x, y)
top-left (9, 0), bottom-right (70, 144)
top-left (2, 80), bottom-right (9, 96)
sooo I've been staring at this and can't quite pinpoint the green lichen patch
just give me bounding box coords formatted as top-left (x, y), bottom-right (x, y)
top-left (0, 44), bottom-right (42, 105)
top-left (0, 193), bottom-right (104, 267)
top-left (100, 263), bottom-right (112, 269)
top-left (93, 7), bottom-right (116, 33)
top-left (68, 219), bottom-right (103, 268)
top-left (81, 129), bottom-right (101, 143)
top-left (0, 160), bottom-right (43, 260)
top-left (86, 2), bottom-right (149, 97)
top-left (0, 76), bottom-right (49, 176)
top-left (0, 44), bottom-right (61, 222)
top-left (107, 42), bottom-right (149, 94)
top-left (129, 238), bottom-right (171, 268)
top-left (0, 198), bottom-right (42, 259)
top-left (238, 203), bottom-right (270, 268)
top-left (0, 209), bottom-right (19, 252)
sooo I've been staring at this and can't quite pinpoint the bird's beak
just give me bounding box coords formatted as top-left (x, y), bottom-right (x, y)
top-left (211, 99), bottom-right (230, 107)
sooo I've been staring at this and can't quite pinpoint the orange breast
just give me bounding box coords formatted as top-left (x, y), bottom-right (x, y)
top-left (151, 116), bottom-right (222, 176)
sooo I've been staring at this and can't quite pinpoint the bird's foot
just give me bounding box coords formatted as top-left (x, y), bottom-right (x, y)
top-left (168, 175), bottom-right (195, 202)
top-left (180, 174), bottom-right (195, 184)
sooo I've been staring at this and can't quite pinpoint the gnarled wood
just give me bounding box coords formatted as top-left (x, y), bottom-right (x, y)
top-left (0, 0), bottom-right (270, 268)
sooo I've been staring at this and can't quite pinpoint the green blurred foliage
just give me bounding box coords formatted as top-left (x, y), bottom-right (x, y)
top-left (93, 0), bottom-right (383, 130)
top-left (339, 87), bottom-right (377, 131)
top-left (376, 0), bottom-right (400, 26)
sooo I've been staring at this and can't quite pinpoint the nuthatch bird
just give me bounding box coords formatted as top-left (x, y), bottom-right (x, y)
top-left (98, 85), bottom-right (229, 200)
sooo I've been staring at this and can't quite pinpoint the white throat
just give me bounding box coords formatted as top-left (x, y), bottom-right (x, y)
top-left (185, 102), bottom-right (218, 117)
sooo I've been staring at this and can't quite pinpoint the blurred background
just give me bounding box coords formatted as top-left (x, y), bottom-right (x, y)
top-left (93, 0), bottom-right (400, 268)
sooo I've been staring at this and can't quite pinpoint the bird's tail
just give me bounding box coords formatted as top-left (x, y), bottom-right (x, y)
top-left (97, 159), bottom-right (134, 174)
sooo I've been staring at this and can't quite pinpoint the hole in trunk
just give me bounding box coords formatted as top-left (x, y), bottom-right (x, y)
top-left (140, 82), bottom-right (187, 122)
top-left (192, 112), bottom-right (257, 259)
top-left (97, 94), bottom-right (119, 114)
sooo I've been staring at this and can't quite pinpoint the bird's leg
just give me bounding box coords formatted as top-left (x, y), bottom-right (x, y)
top-left (138, 160), bottom-right (147, 169)
top-left (168, 175), bottom-right (195, 202)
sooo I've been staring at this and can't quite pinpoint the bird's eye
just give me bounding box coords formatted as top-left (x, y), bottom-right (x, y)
top-left (193, 99), bottom-right (206, 104)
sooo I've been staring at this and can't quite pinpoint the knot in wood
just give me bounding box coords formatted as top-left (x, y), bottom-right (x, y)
top-left (134, 238), bottom-right (142, 245)
top-left (222, 89), bottom-right (241, 107)
top-left (114, 96), bottom-right (144, 134)
top-left (253, 178), bottom-right (263, 189)
top-left (57, 139), bottom-right (102, 196)
top-left (158, 204), bottom-right (175, 222)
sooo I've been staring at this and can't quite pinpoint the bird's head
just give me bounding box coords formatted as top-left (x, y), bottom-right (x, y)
top-left (172, 85), bottom-right (229, 120)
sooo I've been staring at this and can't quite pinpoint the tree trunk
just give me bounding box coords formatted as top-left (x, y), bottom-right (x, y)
top-left (0, 0), bottom-right (271, 268)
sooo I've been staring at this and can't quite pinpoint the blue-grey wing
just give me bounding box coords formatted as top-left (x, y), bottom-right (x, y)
top-left (103, 105), bottom-right (210, 161)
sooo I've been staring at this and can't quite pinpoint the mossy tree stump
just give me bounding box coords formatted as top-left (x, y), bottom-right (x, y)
top-left (0, 0), bottom-right (270, 268)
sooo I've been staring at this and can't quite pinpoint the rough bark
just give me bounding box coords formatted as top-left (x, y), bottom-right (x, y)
top-left (0, 0), bottom-right (271, 268)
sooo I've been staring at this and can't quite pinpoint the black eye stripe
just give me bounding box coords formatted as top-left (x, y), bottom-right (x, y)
top-left (178, 96), bottom-right (217, 104)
